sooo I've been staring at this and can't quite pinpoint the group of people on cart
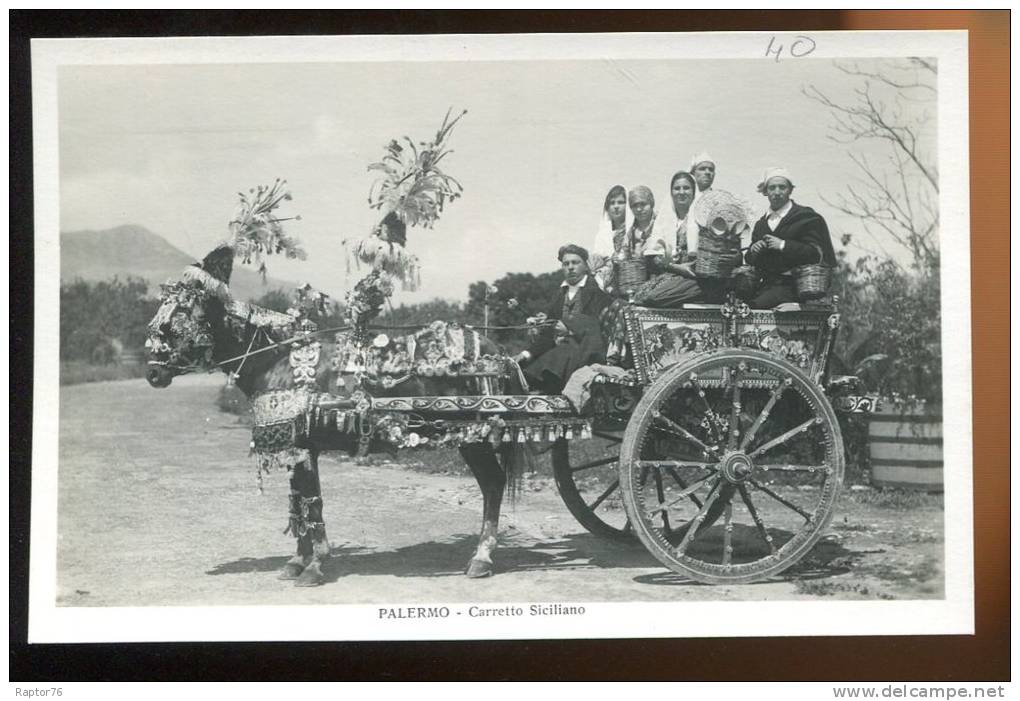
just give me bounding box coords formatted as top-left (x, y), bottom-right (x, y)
top-left (515, 154), bottom-right (837, 396)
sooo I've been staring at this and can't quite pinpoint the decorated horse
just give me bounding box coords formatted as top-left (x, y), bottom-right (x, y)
top-left (145, 111), bottom-right (543, 585)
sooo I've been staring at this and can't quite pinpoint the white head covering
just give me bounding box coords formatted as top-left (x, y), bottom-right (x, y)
top-left (757, 167), bottom-right (795, 193)
top-left (689, 152), bottom-right (716, 170)
top-left (590, 190), bottom-right (633, 290)
top-left (591, 193), bottom-right (633, 260)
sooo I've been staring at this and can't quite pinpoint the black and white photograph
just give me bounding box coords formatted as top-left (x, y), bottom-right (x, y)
top-left (28, 31), bottom-right (974, 642)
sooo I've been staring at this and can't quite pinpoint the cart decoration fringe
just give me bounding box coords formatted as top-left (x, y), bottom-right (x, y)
top-left (249, 385), bottom-right (592, 491)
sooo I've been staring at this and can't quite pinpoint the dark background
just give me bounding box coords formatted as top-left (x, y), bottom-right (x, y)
top-left (9, 9), bottom-right (1009, 681)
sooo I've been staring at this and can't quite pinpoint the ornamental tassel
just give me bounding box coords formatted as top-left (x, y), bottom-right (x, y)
top-left (502, 429), bottom-right (512, 443)
top-left (565, 427), bottom-right (574, 440)
top-left (516, 428), bottom-right (525, 443)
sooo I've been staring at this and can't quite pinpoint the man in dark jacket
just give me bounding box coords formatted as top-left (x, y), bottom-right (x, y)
top-left (745, 168), bottom-right (836, 308)
top-left (516, 244), bottom-right (613, 393)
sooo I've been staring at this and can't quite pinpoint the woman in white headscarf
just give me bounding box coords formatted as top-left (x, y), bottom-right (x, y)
top-left (589, 185), bottom-right (630, 293)
top-left (629, 171), bottom-right (724, 306)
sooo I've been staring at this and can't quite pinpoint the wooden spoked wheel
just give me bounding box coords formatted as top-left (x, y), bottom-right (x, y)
top-left (552, 433), bottom-right (634, 541)
top-left (619, 348), bottom-right (844, 584)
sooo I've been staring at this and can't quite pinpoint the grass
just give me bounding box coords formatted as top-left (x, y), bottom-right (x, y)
top-left (845, 487), bottom-right (943, 510)
top-left (355, 449), bottom-right (476, 476)
top-left (59, 361), bottom-right (149, 386)
top-left (794, 579), bottom-right (897, 599)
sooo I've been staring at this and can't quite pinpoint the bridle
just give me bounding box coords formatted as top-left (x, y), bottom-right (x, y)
top-left (148, 322), bottom-right (356, 378)
top-left (148, 307), bottom-right (557, 379)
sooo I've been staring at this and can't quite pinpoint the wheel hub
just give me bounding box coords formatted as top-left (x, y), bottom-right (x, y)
top-left (720, 452), bottom-right (754, 484)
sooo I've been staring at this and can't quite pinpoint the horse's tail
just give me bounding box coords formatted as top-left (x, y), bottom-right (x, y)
top-left (497, 441), bottom-right (526, 506)
top-left (495, 343), bottom-right (530, 505)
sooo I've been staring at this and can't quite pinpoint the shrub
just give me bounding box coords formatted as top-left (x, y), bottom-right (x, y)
top-left (833, 253), bottom-right (942, 405)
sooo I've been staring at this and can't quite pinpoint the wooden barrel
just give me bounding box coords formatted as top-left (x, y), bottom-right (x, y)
top-left (868, 404), bottom-right (943, 491)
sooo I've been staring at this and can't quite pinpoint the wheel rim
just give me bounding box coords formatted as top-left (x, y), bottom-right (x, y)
top-left (620, 349), bottom-right (843, 584)
top-left (552, 434), bottom-right (635, 541)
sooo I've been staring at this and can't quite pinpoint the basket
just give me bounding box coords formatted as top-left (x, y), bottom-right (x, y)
top-left (694, 230), bottom-right (742, 278)
top-left (793, 244), bottom-right (832, 300)
top-left (731, 265), bottom-right (761, 300)
top-left (794, 263), bottom-right (833, 300)
top-left (615, 258), bottom-right (648, 294)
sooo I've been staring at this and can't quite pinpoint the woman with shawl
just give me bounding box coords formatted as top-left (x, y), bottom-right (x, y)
top-left (590, 185), bottom-right (630, 293)
top-left (629, 171), bottom-right (725, 306)
top-left (597, 185), bottom-right (673, 363)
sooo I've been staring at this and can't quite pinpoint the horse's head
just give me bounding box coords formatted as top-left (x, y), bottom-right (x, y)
top-left (146, 245), bottom-right (233, 388)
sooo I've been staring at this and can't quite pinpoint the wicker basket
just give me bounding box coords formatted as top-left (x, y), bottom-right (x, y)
top-left (694, 231), bottom-right (742, 278)
top-left (731, 265), bottom-right (761, 300)
top-left (794, 263), bottom-right (833, 300)
top-left (615, 258), bottom-right (648, 294)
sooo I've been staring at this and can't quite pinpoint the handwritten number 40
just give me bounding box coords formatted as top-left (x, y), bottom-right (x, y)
top-left (766, 36), bottom-right (817, 62)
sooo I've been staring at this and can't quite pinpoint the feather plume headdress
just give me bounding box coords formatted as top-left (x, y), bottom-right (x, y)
top-left (229, 179), bottom-right (306, 280)
top-left (347, 109), bottom-right (467, 290)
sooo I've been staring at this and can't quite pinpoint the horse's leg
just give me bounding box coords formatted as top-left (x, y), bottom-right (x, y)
top-left (278, 475), bottom-right (312, 579)
top-left (287, 449), bottom-right (329, 587)
top-left (460, 442), bottom-right (506, 579)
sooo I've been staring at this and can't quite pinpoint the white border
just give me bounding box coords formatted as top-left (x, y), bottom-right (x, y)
top-left (29, 31), bottom-right (973, 643)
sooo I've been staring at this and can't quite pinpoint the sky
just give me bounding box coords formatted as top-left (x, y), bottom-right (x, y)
top-left (58, 57), bottom-right (937, 304)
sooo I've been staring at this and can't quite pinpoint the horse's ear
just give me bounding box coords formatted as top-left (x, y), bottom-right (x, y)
top-left (200, 245), bottom-right (234, 285)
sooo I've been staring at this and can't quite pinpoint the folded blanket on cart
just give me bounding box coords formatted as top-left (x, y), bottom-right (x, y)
top-left (562, 364), bottom-right (637, 412)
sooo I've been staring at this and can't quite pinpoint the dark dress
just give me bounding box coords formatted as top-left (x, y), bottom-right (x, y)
top-left (630, 216), bottom-right (728, 308)
top-left (523, 279), bottom-right (613, 393)
top-left (746, 202), bottom-right (836, 308)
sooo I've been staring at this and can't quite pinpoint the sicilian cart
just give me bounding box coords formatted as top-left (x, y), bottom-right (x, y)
top-left (145, 113), bottom-right (875, 585)
top-left (312, 294), bottom-right (876, 585)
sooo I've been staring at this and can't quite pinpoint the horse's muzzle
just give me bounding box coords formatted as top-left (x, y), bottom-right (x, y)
top-left (146, 364), bottom-right (174, 388)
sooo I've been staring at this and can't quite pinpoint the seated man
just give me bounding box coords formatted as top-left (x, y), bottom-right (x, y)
top-left (746, 168), bottom-right (837, 308)
top-left (515, 244), bottom-right (613, 393)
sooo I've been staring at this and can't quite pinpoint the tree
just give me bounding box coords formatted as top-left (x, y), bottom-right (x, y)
top-left (250, 288), bottom-right (293, 314)
top-left (804, 59), bottom-right (938, 272)
top-left (466, 270), bottom-right (562, 346)
top-left (377, 298), bottom-right (475, 329)
top-left (60, 277), bottom-right (159, 362)
top-left (807, 60), bottom-right (942, 406)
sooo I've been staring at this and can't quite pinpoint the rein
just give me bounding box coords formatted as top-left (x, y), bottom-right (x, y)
top-left (150, 318), bottom-right (556, 377)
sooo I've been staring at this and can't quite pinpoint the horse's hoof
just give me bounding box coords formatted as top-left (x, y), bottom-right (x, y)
top-left (294, 561), bottom-right (325, 587)
top-left (466, 559), bottom-right (494, 579)
top-left (278, 560), bottom-right (306, 580)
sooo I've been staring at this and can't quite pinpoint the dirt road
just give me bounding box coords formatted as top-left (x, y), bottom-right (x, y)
top-left (56, 375), bottom-right (944, 606)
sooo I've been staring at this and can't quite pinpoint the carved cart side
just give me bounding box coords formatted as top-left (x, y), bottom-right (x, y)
top-left (551, 298), bottom-right (878, 584)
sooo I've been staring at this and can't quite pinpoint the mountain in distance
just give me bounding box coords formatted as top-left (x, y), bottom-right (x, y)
top-left (60, 224), bottom-right (308, 303)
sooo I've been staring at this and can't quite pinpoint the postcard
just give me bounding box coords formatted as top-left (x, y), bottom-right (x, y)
top-left (29, 30), bottom-right (972, 642)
